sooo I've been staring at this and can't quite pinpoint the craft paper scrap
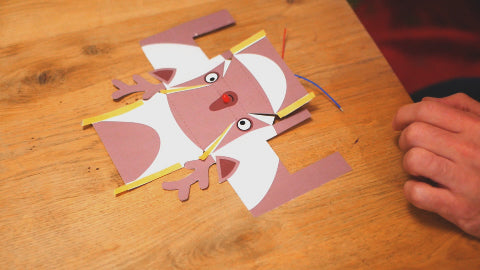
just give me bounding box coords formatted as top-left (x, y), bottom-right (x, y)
top-left (82, 9), bottom-right (351, 216)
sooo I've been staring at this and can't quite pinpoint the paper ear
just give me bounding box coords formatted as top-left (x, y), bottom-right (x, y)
top-left (216, 156), bottom-right (240, 183)
top-left (150, 68), bottom-right (176, 84)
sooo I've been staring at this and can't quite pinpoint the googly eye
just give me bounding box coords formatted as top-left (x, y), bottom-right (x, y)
top-left (237, 118), bottom-right (252, 131)
top-left (204, 72), bottom-right (219, 83)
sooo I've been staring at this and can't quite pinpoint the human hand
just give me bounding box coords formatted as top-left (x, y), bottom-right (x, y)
top-left (392, 93), bottom-right (480, 238)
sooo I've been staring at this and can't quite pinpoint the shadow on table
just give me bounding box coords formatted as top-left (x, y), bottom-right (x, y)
top-left (407, 203), bottom-right (479, 241)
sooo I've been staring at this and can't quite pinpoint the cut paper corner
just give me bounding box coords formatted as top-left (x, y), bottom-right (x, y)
top-left (277, 92), bottom-right (316, 118)
top-left (114, 163), bottom-right (183, 196)
top-left (248, 152), bottom-right (351, 217)
top-left (230, 30), bottom-right (266, 54)
top-left (273, 108), bottom-right (311, 136)
top-left (81, 119), bottom-right (91, 127)
top-left (249, 113), bottom-right (275, 125)
top-left (81, 100), bottom-right (144, 126)
top-left (198, 123), bottom-right (233, 160)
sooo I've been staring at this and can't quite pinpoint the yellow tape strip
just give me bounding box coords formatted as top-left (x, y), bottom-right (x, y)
top-left (277, 92), bottom-right (316, 118)
top-left (199, 123), bottom-right (233, 160)
top-left (160, 84), bottom-right (208, 94)
top-left (230, 30), bottom-right (266, 54)
top-left (114, 163), bottom-right (183, 195)
top-left (82, 100), bottom-right (144, 126)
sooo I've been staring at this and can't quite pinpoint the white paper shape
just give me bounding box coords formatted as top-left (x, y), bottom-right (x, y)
top-left (249, 113), bottom-right (275, 125)
top-left (107, 94), bottom-right (203, 180)
top-left (235, 53), bottom-right (287, 113)
top-left (223, 59), bottom-right (231, 76)
top-left (212, 126), bottom-right (278, 209)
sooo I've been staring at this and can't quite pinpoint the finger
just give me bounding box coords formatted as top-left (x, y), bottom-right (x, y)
top-left (392, 100), bottom-right (468, 133)
top-left (404, 180), bottom-right (459, 223)
top-left (398, 122), bottom-right (460, 162)
top-left (403, 147), bottom-right (458, 189)
top-left (423, 93), bottom-right (480, 117)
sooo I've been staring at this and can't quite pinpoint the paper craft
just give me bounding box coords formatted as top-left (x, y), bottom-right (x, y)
top-left (83, 10), bottom-right (351, 216)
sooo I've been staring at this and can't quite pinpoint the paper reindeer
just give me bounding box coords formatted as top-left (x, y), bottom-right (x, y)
top-left (82, 10), bottom-right (351, 216)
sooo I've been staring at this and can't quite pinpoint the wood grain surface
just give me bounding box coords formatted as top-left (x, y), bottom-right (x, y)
top-left (1, 0), bottom-right (479, 269)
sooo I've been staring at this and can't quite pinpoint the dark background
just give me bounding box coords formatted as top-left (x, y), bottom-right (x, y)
top-left (348, 0), bottom-right (480, 101)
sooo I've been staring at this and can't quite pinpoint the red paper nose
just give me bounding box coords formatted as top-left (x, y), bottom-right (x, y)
top-left (222, 94), bottom-right (231, 103)
top-left (210, 91), bottom-right (237, 111)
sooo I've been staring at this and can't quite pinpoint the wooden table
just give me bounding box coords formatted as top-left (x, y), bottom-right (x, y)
top-left (1, 0), bottom-right (479, 268)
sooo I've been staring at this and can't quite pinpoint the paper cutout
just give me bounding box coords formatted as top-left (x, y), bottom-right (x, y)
top-left (114, 163), bottom-right (182, 195)
top-left (82, 100), bottom-right (144, 126)
top-left (112, 76), bottom-right (162, 100)
top-left (277, 92), bottom-right (316, 118)
top-left (162, 157), bottom-right (215, 201)
top-left (199, 123), bottom-right (233, 160)
top-left (95, 121), bottom-right (160, 182)
top-left (160, 84), bottom-right (208, 95)
top-left (249, 152), bottom-right (350, 216)
top-left (83, 10), bottom-right (351, 215)
top-left (216, 156), bottom-right (240, 183)
top-left (230, 30), bottom-right (266, 54)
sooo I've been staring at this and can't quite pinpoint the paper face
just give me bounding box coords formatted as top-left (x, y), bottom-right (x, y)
top-left (83, 10), bottom-right (351, 215)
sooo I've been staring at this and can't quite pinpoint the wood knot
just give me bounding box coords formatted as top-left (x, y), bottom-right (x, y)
top-left (21, 69), bottom-right (66, 86)
top-left (37, 70), bottom-right (61, 85)
top-left (83, 45), bottom-right (99, 55)
top-left (82, 45), bottom-right (111, 55)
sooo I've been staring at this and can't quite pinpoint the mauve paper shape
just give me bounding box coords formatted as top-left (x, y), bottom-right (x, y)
top-left (82, 10), bottom-right (351, 216)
